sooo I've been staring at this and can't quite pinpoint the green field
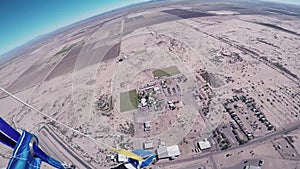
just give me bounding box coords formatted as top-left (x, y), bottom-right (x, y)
top-left (54, 44), bottom-right (76, 56)
top-left (120, 89), bottom-right (139, 112)
top-left (152, 65), bottom-right (180, 78)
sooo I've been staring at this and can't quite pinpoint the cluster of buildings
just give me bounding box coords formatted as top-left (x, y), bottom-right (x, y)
top-left (225, 106), bottom-right (254, 141)
top-left (239, 95), bottom-right (274, 131)
top-left (137, 83), bottom-right (162, 110)
top-left (213, 127), bottom-right (233, 149)
top-left (167, 100), bottom-right (179, 110)
top-left (251, 108), bottom-right (274, 131)
top-left (113, 144), bottom-right (181, 165)
top-left (160, 78), bottom-right (181, 96)
top-left (223, 94), bottom-right (275, 146)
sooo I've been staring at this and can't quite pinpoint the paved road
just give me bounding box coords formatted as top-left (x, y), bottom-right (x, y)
top-left (38, 125), bottom-right (93, 169)
top-left (155, 121), bottom-right (300, 167)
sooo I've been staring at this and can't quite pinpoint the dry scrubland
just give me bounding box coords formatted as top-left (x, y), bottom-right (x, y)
top-left (0, 1), bottom-right (300, 168)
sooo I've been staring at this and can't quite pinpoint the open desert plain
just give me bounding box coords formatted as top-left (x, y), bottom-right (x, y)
top-left (0, 0), bottom-right (300, 169)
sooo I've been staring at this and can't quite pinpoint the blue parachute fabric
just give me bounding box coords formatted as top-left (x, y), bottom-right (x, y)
top-left (127, 158), bottom-right (139, 169)
top-left (0, 131), bottom-right (16, 148)
top-left (131, 149), bottom-right (153, 158)
top-left (0, 118), bottom-right (65, 169)
top-left (7, 130), bottom-right (42, 169)
top-left (127, 150), bottom-right (156, 169)
top-left (33, 145), bottom-right (65, 168)
top-left (140, 154), bottom-right (156, 168)
top-left (0, 118), bottom-right (20, 146)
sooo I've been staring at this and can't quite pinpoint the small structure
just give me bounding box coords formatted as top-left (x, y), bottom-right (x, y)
top-left (198, 139), bottom-right (211, 150)
top-left (117, 154), bottom-right (128, 163)
top-left (156, 145), bottom-right (180, 159)
top-left (143, 141), bottom-right (154, 149)
top-left (144, 121), bottom-right (151, 128)
top-left (110, 155), bottom-right (115, 160)
top-left (167, 101), bottom-right (176, 110)
top-left (161, 80), bottom-right (167, 88)
top-left (141, 98), bottom-right (147, 107)
top-left (244, 165), bottom-right (261, 169)
top-left (154, 87), bottom-right (160, 93)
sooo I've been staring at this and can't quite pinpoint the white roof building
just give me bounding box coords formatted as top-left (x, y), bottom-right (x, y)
top-left (144, 121), bottom-right (151, 128)
top-left (144, 141), bottom-right (154, 149)
top-left (157, 145), bottom-right (180, 159)
top-left (110, 154), bottom-right (115, 160)
top-left (154, 87), bottom-right (160, 92)
top-left (245, 166), bottom-right (261, 169)
top-left (141, 98), bottom-right (147, 107)
top-left (117, 154), bottom-right (128, 163)
top-left (198, 140), bottom-right (211, 150)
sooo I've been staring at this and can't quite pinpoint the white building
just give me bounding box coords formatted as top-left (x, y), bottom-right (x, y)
top-left (144, 121), bottom-right (151, 128)
top-left (157, 145), bottom-right (180, 159)
top-left (117, 154), bottom-right (128, 163)
top-left (245, 166), bottom-right (261, 169)
top-left (198, 139), bottom-right (211, 150)
top-left (144, 141), bottom-right (154, 149)
top-left (154, 87), bottom-right (160, 93)
top-left (141, 98), bottom-right (147, 107)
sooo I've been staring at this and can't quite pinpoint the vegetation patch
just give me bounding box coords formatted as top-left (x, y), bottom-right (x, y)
top-left (120, 89), bottom-right (139, 112)
top-left (152, 65), bottom-right (180, 78)
top-left (201, 72), bottom-right (225, 88)
top-left (54, 44), bottom-right (76, 56)
top-left (272, 62), bottom-right (298, 80)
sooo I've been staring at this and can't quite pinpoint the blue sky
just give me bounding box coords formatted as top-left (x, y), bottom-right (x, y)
top-left (263, 0), bottom-right (300, 5)
top-left (0, 0), bottom-right (299, 56)
top-left (0, 0), bottom-right (148, 56)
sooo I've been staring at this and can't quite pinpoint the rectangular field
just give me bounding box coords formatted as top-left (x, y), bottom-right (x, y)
top-left (123, 14), bottom-right (178, 35)
top-left (45, 45), bottom-right (83, 81)
top-left (120, 89), bottom-right (139, 112)
top-left (6, 56), bottom-right (62, 93)
top-left (152, 65), bottom-right (180, 78)
top-left (162, 9), bottom-right (214, 19)
top-left (103, 42), bottom-right (121, 61)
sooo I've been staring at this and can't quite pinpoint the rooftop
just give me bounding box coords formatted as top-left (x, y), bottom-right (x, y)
top-left (198, 140), bottom-right (211, 150)
top-left (144, 121), bottom-right (151, 128)
top-left (157, 145), bottom-right (180, 159)
top-left (144, 141), bottom-right (154, 149)
top-left (117, 154), bottom-right (128, 163)
top-left (245, 165), bottom-right (262, 169)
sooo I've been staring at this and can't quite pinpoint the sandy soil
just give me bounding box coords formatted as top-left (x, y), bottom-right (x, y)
top-left (0, 1), bottom-right (300, 169)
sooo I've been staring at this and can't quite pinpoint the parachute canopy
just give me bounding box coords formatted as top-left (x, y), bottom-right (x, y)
top-left (0, 117), bottom-right (66, 169)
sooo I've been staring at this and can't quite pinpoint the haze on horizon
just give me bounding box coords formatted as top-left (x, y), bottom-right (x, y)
top-left (0, 0), bottom-right (298, 57)
top-left (0, 0), bottom-right (149, 57)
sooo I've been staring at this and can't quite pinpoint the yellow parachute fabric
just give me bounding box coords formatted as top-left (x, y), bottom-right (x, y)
top-left (111, 148), bottom-right (143, 161)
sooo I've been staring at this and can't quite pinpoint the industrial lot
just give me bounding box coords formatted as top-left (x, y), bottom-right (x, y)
top-left (0, 0), bottom-right (300, 169)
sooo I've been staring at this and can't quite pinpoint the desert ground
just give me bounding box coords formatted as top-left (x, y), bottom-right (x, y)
top-left (0, 0), bottom-right (299, 169)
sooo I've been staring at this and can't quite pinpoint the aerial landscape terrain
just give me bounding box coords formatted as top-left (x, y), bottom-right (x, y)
top-left (0, 0), bottom-right (300, 169)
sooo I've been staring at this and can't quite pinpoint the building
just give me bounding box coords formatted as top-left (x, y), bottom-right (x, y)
top-left (198, 139), bottom-right (211, 150)
top-left (156, 145), bottom-right (180, 159)
top-left (144, 121), bottom-right (151, 128)
top-left (154, 87), bottom-right (160, 93)
top-left (141, 98), bottom-right (147, 107)
top-left (117, 154), bottom-right (128, 163)
top-left (244, 165), bottom-right (261, 169)
top-left (144, 141), bottom-right (154, 149)
top-left (109, 154), bottom-right (115, 161)
top-left (167, 101), bottom-right (176, 110)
